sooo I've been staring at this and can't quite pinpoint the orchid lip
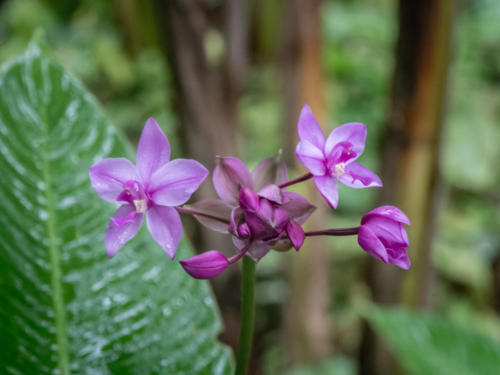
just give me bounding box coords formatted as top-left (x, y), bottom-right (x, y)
top-left (117, 179), bottom-right (150, 213)
top-left (110, 210), bottom-right (136, 227)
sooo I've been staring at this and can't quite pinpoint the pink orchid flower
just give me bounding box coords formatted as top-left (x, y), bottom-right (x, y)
top-left (89, 118), bottom-right (208, 258)
top-left (296, 104), bottom-right (382, 208)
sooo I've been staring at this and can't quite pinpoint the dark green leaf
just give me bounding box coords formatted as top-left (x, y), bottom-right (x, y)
top-left (0, 41), bottom-right (233, 375)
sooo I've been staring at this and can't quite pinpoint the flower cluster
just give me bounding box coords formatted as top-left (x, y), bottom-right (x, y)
top-left (89, 105), bottom-right (411, 278)
top-left (179, 155), bottom-right (315, 278)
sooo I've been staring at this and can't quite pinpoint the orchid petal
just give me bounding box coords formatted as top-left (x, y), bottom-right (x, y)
top-left (188, 200), bottom-right (232, 233)
top-left (213, 157), bottom-right (253, 205)
top-left (244, 202), bottom-right (279, 240)
top-left (326, 141), bottom-right (359, 166)
top-left (243, 200), bottom-right (289, 240)
top-left (297, 104), bottom-right (325, 149)
top-left (313, 175), bottom-right (339, 209)
top-left (149, 159), bottom-right (208, 207)
top-left (258, 184), bottom-right (283, 204)
top-left (256, 199), bottom-right (273, 222)
top-left (136, 118), bottom-right (171, 184)
top-left (146, 205), bottom-right (182, 259)
top-left (89, 158), bottom-right (138, 202)
top-left (229, 207), bottom-right (245, 235)
top-left (338, 162), bottom-right (383, 189)
top-left (232, 235), bottom-right (247, 252)
top-left (296, 140), bottom-right (327, 176)
top-left (180, 250), bottom-right (229, 279)
top-left (247, 241), bottom-right (272, 261)
top-left (387, 248), bottom-right (411, 270)
top-left (245, 211), bottom-right (273, 239)
top-left (252, 154), bottom-right (289, 190)
top-left (272, 208), bottom-right (289, 231)
top-left (286, 221), bottom-right (305, 251)
top-left (402, 223), bottom-right (409, 246)
top-left (233, 237), bottom-right (272, 262)
top-left (357, 225), bottom-right (389, 263)
top-left (325, 122), bottom-right (367, 160)
top-left (239, 187), bottom-right (260, 212)
top-left (364, 217), bottom-right (409, 248)
top-left (361, 205), bottom-right (411, 225)
top-left (282, 192), bottom-right (316, 225)
top-left (110, 210), bottom-right (136, 227)
top-left (105, 205), bottom-right (144, 258)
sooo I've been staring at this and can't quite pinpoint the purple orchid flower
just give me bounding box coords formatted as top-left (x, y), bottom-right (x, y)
top-left (185, 155), bottom-right (315, 264)
top-left (358, 205), bottom-right (411, 269)
top-left (89, 118), bottom-right (208, 258)
top-left (295, 104), bottom-right (382, 208)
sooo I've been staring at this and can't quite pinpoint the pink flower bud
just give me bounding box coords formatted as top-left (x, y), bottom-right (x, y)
top-left (239, 187), bottom-right (260, 212)
top-left (180, 250), bottom-right (229, 279)
top-left (285, 220), bottom-right (305, 251)
top-left (358, 206), bottom-right (411, 270)
top-left (237, 223), bottom-right (251, 238)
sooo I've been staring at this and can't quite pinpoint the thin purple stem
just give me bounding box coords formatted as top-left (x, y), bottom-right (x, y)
top-left (278, 173), bottom-right (313, 189)
top-left (228, 242), bottom-right (252, 264)
top-left (305, 227), bottom-right (360, 237)
top-left (175, 206), bottom-right (230, 224)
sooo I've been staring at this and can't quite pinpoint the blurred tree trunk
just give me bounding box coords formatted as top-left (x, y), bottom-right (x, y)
top-left (359, 1), bottom-right (454, 374)
top-left (281, 0), bottom-right (332, 365)
top-left (155, 0), bottom-right (249, 351)
top-left (492, 255), bottom-right (500, 314)
top-left (157, 0), bottom-right (247, 166)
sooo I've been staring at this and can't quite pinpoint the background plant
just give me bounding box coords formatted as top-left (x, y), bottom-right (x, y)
top-left (1, 0), bottom-right (500, 374)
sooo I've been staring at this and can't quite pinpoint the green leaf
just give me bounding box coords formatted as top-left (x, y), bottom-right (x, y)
top-left (282, 357), bottom-right (354, 375)
top-left (0, 41), bottom-right (233, 374)
top-left (366, 306), bottom-right (500, 375)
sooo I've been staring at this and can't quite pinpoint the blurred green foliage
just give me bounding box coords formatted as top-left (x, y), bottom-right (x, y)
top-left (281, 357), bottom-right (354, 375)
top-left (1, 0), bottom-right (500, 373)
top-left (367, 306), bottom-right (500, 375)
top-left (0, 0), bottom-right (179, 155)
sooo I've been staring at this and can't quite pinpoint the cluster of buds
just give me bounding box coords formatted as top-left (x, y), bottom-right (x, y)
top-left (89, 105), bottom-right (411, 279)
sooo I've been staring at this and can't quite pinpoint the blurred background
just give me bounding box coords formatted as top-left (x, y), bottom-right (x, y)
top-left (1, 0), bottom-right (499, 374)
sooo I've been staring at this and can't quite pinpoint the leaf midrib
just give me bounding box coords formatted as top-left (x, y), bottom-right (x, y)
top-left (40, 91), bottom-right (70, 374)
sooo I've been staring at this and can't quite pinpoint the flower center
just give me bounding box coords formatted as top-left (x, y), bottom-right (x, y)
top-left (133, 199), bottom-right (147, 213)
top-left (118, 180), bottom-right (150, 213)
top-left (334, 162), bottom-right (346, 178)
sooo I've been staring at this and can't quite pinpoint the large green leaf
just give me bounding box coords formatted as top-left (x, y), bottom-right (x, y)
top-left (366, 307), bottom-right (500, 375)
top-left (0, 41), bottom-right (233, 374)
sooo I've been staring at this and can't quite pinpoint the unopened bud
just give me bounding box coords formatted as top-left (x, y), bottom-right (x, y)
top-left (180, 250), bottom-right (229, 279)
top-left (237, 223), bottom-right (251, 238)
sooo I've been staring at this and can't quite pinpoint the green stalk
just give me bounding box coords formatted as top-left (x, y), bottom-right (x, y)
top-left (234, 256), bottom-right (256, 375)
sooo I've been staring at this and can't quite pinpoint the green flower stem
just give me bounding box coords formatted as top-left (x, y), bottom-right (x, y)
top-left (234, 256), bottom-right (256, 375)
